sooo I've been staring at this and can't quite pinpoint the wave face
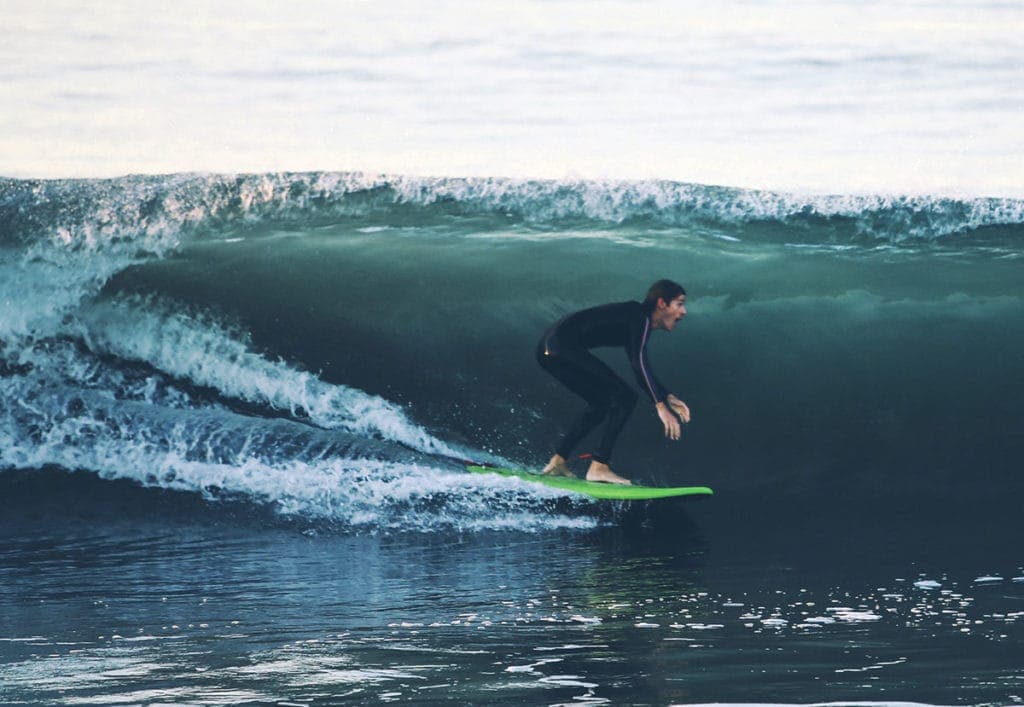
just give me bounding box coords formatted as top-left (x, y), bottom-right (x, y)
top-left (2, 173), bottom-right (1022, 529)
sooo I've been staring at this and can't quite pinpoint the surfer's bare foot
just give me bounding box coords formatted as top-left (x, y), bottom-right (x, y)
top-left (585, 461), bottom-right (632, 485)
top-left (542, 454), bottom-right (576, 478)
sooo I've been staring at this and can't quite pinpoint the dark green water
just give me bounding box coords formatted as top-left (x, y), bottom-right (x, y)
top-left (2, 174), bottom-right (1022, 703)
top-left (2, 471), bottom-right (1022, 705)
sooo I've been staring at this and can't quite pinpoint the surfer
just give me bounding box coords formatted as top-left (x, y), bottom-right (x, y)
top-left (536, 279), bottom-right (691, 485)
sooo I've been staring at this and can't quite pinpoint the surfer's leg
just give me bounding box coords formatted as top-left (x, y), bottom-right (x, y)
top-left (593, 385), bottom-right (637, 464)
top-left (560, 353), bottom-right (636, 471)
top-left (554, 403), bottom-right (608, 460)
top-left (582, 383), bottom-right (636, 485)
top-left (538, 347), bottom-right (634, 478)
top-left (537, 348), bottom-right (611, 458)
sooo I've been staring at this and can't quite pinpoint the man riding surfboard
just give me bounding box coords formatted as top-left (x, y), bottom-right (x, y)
top-left (536, 279), bottom-right (691, 485)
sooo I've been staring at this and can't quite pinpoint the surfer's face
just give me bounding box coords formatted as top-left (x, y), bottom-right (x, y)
top-left (658, 295), bottom-right (687, 331)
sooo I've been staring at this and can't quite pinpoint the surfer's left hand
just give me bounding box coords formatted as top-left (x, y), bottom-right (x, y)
top-left (667, 394), bottom-right (691, 423)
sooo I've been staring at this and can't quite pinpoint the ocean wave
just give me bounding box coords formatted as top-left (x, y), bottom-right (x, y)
top-left (2, 172), bottom-right (1022, 250)
top-left (1, 169), bottom-right (1021, 526)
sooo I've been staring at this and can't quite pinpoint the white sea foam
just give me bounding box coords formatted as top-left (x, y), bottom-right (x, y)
top-left (0, 387), bottom-right (594, 532)
top-left (0, 178), bottom-right (187, 342)
top-left (6, 173), bottom-right (1022, 257)
top-left (75, 295), bottom-right (460, 457)
top-left (831, 610), bottom-right (883, 623)
top-left (0, 338), bottom-right (596, 532)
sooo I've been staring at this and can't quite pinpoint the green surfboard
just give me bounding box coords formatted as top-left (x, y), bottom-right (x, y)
top-left (466, 465), bottom-right (713, 501)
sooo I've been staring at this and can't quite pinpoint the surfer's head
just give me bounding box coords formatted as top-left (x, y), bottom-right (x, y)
top-left (645, 279), bottom-right (687, 331)
top-left (645, 279), bottom-right (685, 306)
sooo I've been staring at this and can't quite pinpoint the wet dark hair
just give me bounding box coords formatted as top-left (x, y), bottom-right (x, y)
top-left (644, 279), bottom-right (686, 307)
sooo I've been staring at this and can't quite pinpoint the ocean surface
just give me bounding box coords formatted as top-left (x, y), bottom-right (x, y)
top-left (3, 2), bottom-right (1024, 705)
top-left (3, 1), bottom-right (1023, 195)
top-left (1, 173), bottom-right (1022, 705)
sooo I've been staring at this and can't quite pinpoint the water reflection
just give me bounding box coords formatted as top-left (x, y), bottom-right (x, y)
top-left (1, 475), bottom-right (1021, 705)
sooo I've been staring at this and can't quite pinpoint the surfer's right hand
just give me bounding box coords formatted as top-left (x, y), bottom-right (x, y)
top-left (656, 402), bottom-right (681, 441)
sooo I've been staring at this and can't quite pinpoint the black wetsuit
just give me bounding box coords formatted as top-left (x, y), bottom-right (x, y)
top-left (536, 301), bottom-right (668, 464)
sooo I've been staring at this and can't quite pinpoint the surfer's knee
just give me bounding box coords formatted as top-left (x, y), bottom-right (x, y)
top-left (606, 387), bottom-right (636, 416)
top-left (617, 387), bottom-right (637, 411)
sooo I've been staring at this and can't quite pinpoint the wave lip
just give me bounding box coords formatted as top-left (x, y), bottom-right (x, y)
top-left (3, 172), bottom-right (1023, 248)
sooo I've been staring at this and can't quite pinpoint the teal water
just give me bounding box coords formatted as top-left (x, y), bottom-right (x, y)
top-left (2, 470), bottom-right (1022, 705)
top-left (1, 173), bottom-right (1022, 703)
top-left (4, 1), bottom-right (1023, 700)
top-left (0, 467), bottom-right (1019, 704)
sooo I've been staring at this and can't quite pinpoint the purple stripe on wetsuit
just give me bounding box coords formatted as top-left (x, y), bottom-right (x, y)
top-left (637, 315), bottom-right (660, 403)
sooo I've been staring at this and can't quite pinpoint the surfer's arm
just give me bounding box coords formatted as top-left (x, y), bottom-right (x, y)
top-left (631, 313), bottom-right (689, 422)
top-left (626, 316), bottom-right (669, 404)
top-left (640, 345), bottom-right (670, 402)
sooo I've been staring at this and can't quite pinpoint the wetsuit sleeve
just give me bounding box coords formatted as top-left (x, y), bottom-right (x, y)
top-left (626, 314), bottom-right (669, 404)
